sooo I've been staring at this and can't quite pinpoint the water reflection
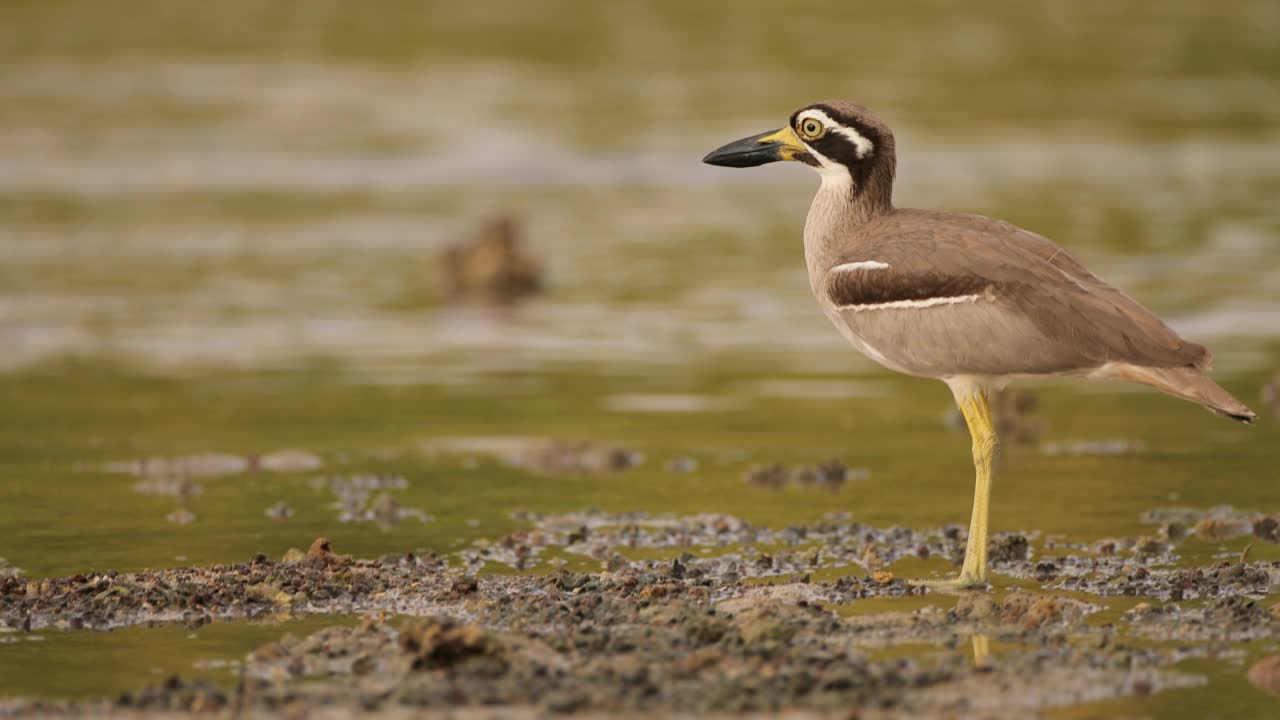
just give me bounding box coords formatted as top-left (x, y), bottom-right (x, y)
top-left (971, 633), bottom-right (992, 669)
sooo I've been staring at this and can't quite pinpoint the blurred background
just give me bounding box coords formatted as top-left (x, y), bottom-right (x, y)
top-left (1, 0), bottom-right (1279, 699)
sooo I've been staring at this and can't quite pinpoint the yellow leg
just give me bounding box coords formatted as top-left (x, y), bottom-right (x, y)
top-left (913, 386), bottom-right (999, 590)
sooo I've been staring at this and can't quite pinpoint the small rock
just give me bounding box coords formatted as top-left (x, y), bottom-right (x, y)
top-left (1160, 521), bottom-right (1189, 543)
top-left (814, 459), bottom-right (866, 490)
top-left (450, 577), bottom-right (479, 596)
top-left (0, 557), bottom-right (23, 579)
top-left (988, 534), bottom-right (1030, 564)
top-left (307, 537), bottom-right (336, 562)
top-left (735, 604), bottom-right (799, 646)
top-left (1133, 538), bottom-right (1166, 557)
top-left (514, 440), bottom-right (642, 476)
top-left (1247, 655), bottom-right (1280, 698)
top-left (860, 544), bottom-right (884, 570)
top-left (1252, 517), bottom-right (1280, 543)
top-left (1033, 562), bottom-right (1058, 581)
top-left (1000, 591), bottom-right (1095, 629)
top-left (246, 582), bottom-right (292, 606)
top-left (400, 618), bottom-right (501, 670)
top-left (743, 463), bottom-right (789, 489)
top-left (1194, 518), bottom-right (1251, 543)
top-left (951, 593), bottom-right (998, 621)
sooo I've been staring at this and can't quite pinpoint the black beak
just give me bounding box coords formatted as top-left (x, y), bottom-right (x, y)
top-left (702, 129), bottom-right (789, 168)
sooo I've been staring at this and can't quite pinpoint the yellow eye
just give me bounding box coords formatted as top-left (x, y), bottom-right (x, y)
top-left (800, 118), bottom-right (824, 139)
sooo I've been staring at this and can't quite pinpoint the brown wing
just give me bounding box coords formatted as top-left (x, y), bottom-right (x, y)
top-left (823, 209), bottom-right (1209, 377)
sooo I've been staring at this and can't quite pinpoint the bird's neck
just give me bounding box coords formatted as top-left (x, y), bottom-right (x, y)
top-left (803, 168), bottom-right (894, 285)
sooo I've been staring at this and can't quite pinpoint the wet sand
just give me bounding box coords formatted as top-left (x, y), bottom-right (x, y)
top-left (3, 512), bottom-right (1276, 718)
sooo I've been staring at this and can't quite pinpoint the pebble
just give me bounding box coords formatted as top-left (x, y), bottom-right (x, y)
top-left (1248, 655), bottom-right (1280, 698)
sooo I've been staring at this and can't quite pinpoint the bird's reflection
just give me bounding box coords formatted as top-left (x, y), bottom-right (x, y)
top-left (971, 634), bottom-right (992, 669)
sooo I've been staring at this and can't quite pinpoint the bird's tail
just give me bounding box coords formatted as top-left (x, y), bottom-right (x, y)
top-left (1098, 363), bottom-right (1257, 423)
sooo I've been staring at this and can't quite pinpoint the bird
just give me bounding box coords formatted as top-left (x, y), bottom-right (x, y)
top-left (703, 100), bottom-right (1256, 589)
top-left (440, 215), bottom-right (543, 304)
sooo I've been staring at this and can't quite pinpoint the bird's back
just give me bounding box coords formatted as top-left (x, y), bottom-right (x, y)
top-left (813, 208), bottom-right (1211, 377)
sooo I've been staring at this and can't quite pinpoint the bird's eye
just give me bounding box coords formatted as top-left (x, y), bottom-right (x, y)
top-left (800, 118), bottom-right (824, 139)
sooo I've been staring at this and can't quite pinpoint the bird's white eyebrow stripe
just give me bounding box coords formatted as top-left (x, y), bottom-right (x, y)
top-left (797, 108), bottom-right (874, 159)
top-left (838, 294), bottom-right (982, 312)
top-left (831, 261), bottom-right (890, 272)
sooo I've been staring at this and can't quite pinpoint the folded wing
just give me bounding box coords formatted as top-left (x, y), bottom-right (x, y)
top-left (822, 210), bottom-right (1209, 378)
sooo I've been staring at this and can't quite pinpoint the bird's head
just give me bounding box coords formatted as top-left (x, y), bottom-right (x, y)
top-left (703, 100), bottom-right (896, 197)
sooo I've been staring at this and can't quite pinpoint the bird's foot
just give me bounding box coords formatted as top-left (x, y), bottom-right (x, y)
top-left (909, 572), bottom-right (989, 591)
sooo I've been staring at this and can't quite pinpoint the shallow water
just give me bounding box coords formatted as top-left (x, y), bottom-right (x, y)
top-left (1, 0), bottom-right (1279, 713)
top-left (0, 614), bottom-right (353, 701)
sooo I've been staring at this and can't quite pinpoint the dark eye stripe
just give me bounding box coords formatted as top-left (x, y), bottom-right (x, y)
top-left (812, 133), bottom-right (858, 160)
